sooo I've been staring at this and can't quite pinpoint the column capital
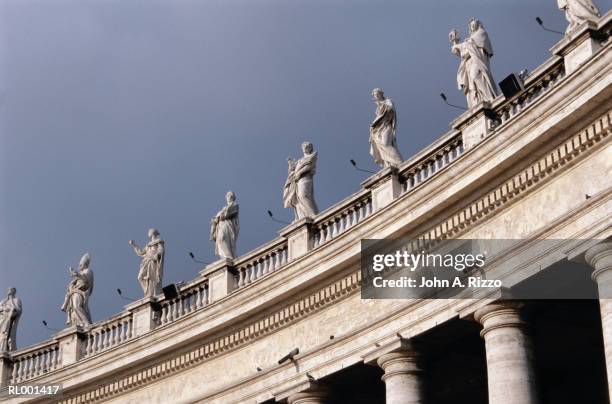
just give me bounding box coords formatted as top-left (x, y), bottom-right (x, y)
top-left (377, 349), bottom-right (421, 381)
top-left (287, 385), bottom-right (329, 404)
top-left (376, 345), bottom-right (423, 404)
top-left (585, 242), bottom-right (612, 281)
top-left (474, 301), bottom-right (525, 339)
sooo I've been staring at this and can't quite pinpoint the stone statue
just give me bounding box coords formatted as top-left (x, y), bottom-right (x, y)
top-left (558, 0), bottom-right (600, 34)
top-left (129, 228), bottom-right (164, 298)
top-left (283, 142), bottom-right (319, 221)
top-left (60, 253), bottom-right (94, 327)
top-left (0, 288), bottom-right (21, 352)
top-left (210, 191), bottom-right (240, 260)
top-left (450, 18), bottom-right (498, 108)
top-left (369, 88), bottom-right (403, 168)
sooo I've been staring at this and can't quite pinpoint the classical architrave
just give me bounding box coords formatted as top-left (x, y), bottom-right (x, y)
top-left (47, 102), bottom-right (612, 404)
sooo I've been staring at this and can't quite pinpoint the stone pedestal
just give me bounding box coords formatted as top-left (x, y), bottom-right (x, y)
top-left (452, 102), bottom-right (495, 150)
top-left (474, 302), bottom-right (537, 404)
top-left (586, 242), bottom-right (612, 401)
top-left (551, 21), bottom-right (603, 75)
top-left (287, 386), bottom-right (328, 404)
top-left (362, 167), bottom-right (401, 212)
top-left (280, 218), bottom-right (314, 262)
top-left (126, 298), bottom-right (159, 337)
top-left (56, 327), bottom-right (86, 366)
top-left (200, 258), bottom-right (235, 302)
top-left (377, 349), bottom-right (423, 404)
top-left (0, 352), bottom-right (11, 388)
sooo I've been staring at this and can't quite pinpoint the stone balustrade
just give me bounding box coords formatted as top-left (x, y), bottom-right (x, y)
top-left (9, 341), bottom-right (60, 384)
top-left (494, 58), bottom-right (566, 127)
top-left (83, 312), bottom-right (134, 357)
top-left (400, 134), bottom-right (464, 195)
top-left (312, 192), bottom-right (373, 248)
top-left (234, 240), bottom-right (289, 289)
top-left (159, 281), bottom-right (209, 326)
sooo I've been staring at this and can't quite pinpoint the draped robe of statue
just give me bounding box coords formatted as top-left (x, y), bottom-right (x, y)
top-left (0, 293), bottom-right (21, 352)
top-left (61, 261), bottom-right (94, 327)
top-left (283, 152), bottom-right (319, 221)
top-left (369, 97), bottom-right (403, 168)
top-left (558, 0), bottom-right (600, 33)
top-left (211, 200), bottom-right (240, 259)
top-left (134, 237), bottom-right (164, 298)
top-left (453, 24), bottom-right (498, 108)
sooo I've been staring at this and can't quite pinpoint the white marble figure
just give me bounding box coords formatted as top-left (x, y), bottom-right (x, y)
top-left (129, 229), bottom-right (164, 298)
top-left (283, 142), bottom-right (319, 221)
top-left (369, 88), bottom-right (403, 168)
top-left (0, 288), bottom-right (21, 352)
top-left (60, 253), bottom-right (94, 327)
top-left (558, 0), bottom-right (600, 34)
top-left (210, 191), bottom-right (240, 260)
top-left (450, 18), bottom-right (498, 108)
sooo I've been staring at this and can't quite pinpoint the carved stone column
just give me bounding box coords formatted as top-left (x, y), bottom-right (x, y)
top-left (585, 242), bottom-right (612, 401)
top-left (287, 385), bottom-right (329, 404)
top-left (377, 349), bottom-right (423, 404)
top-left (474, 302), bottom-right (537, 404)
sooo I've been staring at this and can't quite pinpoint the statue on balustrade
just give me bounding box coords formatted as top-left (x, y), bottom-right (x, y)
top-left (558, 0), bottom-right (600, 34)
top-left (129, 228), bottom-right (164, 298)
top-left (0, 287), bottom-right (21, 352)
top-left (283, 141), bottom-right (319, 221)
top-left (450, 18), bottom-right (498, 109)
top-left (60, 253), bottom-right (94, 327)
top-left (369, 88), bottom-right (403, 168)
top-left (210, 191), bottom-right (240, 260)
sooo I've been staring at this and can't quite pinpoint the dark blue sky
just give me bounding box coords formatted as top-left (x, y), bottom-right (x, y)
top-left (2, 0), bottom-right (609, 347)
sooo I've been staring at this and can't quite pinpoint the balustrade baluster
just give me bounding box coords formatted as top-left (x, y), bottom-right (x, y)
top-left (281, 249), bottom-right (288, 265)
top-left (25, 357), bottom-right (31, 380)
top-left (11, 360), bottom-right (19, 383)
top-left (198, 287), bottom-right (205, 308)
top-left (96, 331), bottom-right (103, 352)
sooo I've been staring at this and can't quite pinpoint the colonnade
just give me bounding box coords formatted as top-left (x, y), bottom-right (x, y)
top-left (286, 242), bottom-right (612, 404)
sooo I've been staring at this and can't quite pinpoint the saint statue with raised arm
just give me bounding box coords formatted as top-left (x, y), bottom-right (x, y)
top-left (210, 191), bottom-right (240, 260)
top-left (558, 0), bottom-right (600, 34)
top-left (450, 18), bottom-right (498, 108)
top-left (0, 288), bottom-right (21, 352)
top-left (129, 228), bottom-right (164, 298)
top-left (283, 141), bottom-right (319, 221)
top-left (60, 253), bottom-right (94, 327)
top-left (369, 88), bottom-right (403, 168)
